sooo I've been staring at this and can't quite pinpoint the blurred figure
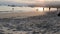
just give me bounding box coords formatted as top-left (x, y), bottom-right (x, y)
top-left (58, 12), bottom-right (60, 16)
top-left (12, 8), bottom-right (14, 11)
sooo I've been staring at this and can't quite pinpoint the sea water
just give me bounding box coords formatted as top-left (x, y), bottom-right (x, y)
top-left (0, 6), bottom-right (35, 13)
top-left (0, 6), bottom-right (60, 13)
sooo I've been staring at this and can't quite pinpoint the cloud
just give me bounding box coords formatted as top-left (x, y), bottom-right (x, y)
top-left (0, 0), bottom-right (60, 4)
top-left (0, 0), bottom-right (36, 3)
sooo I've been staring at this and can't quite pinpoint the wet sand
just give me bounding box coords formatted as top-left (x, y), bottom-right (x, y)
top-left (0, 11), bottom-right (46, 18)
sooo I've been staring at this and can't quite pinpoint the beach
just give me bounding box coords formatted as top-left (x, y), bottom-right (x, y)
top-left (0, 10), bottom-right (60, 34)
top-left (0, 11), bottom-right (46, 18)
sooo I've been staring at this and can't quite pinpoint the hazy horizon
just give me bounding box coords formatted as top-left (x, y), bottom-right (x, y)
top-left (0, 0), bottom-right (60, 5)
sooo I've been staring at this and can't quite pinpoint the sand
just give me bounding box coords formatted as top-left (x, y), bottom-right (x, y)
top-left (0, 11), bottom-right (46, 18)
top-left (0, 11), bottom-right (60, 34)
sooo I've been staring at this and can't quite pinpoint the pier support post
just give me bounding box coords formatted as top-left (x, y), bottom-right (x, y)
top-left (49, 7), bottom-right (50, 12)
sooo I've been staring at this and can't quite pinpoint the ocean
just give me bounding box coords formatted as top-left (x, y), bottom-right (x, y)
top-left (0, 6), bottom-right (35, 12)
top-left (0, 6), bottom-right (60, 13)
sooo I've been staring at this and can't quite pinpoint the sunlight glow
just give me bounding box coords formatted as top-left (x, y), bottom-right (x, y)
top-left (35, 7), bottom-right (44, 12)
top-left (37, 7), bottom-right (43, 12)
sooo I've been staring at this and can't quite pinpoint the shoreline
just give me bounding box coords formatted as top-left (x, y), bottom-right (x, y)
top-left (0, 11), bottom-right (45, 18)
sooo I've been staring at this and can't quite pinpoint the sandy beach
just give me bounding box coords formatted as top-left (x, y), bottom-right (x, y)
top-left (0, 11), bottom-right (60, 34)
top-left (0, 11), bottom-right (46, 18)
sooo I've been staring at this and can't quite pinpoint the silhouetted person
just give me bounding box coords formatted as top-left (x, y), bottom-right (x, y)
top-left (58, 12), bottom-right (60, 16)
top-left (36, 9), bottom-right (38, 11)
top-left (12, 8), bottom-right (14, 11)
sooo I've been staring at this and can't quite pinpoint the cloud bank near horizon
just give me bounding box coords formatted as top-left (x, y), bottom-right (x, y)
top-left (0, 0), bottom-right (37, 3)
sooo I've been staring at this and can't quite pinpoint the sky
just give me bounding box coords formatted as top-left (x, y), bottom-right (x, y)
top-left (0, 0), bottom-right (36, 3)
top-left (0, 0), bottom-right (60, 3)
top-left (0, 0), bottom-right (60, 6)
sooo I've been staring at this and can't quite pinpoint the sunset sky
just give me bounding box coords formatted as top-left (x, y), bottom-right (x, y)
top-left (0, 0), bottom-right (60, 3)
